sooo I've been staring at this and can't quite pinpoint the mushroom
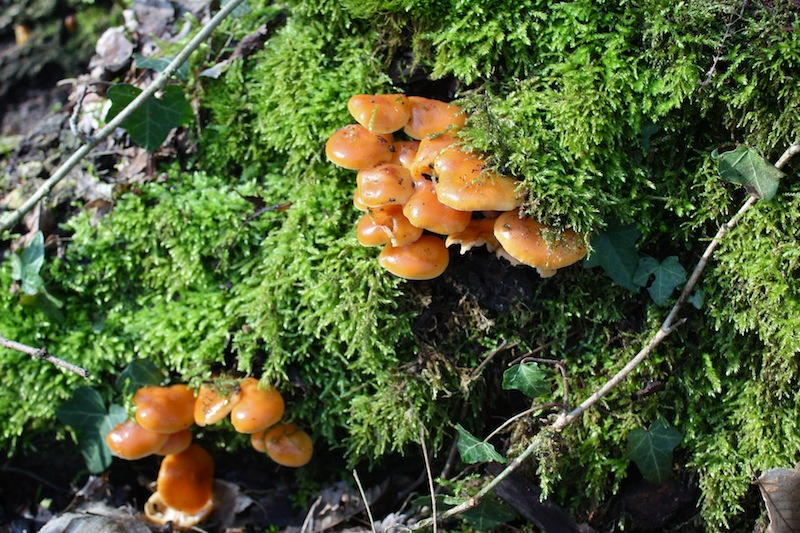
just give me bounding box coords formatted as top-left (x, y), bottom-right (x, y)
top-left (408, 134), bottom-right (456, 183)
top-left (194, 382), bottom-right (241, 427)
top-left (445, 217), bottom-right (501, 254)
top-left (493, 209), bottom-right (587, 277)
top-left (355, 163), bottom-right (415, 208)
top-left (389, 140), bottom-right (421, 169)
top-left (347, 94), bottom-right (411, 134)
top-left (325, 124), bottom-right (394, 170)
top-left (134, 384), bottom-right (196, 434)
top-left (144, 444), bottom-right (215, 528)
top-left (378, 234), bottom-right (450, 280)
top-left (433, 146), bottom-right (522, 212)
top-left (229, 377), bottom-right (285, 434)
top-left (403, 96), bottom-right (466, 140)
top-left (106, 419), bottom-right (169, 460)
top-left (155, 428), bottom-right (193, 456)
top-left (402, 178), bottom-right (472, 235)
top-left (356, 205), bottom-right (423, 247)
top-left (261, 422), bottom-right (314, 467)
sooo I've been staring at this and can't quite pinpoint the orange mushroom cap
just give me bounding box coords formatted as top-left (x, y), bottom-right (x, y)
top-left (194, 382), bottom-right (242, 427)
top-left (134, 384), bottom-right (196, 434)
top-left (493, 209), bottom-right (587, 277)
top-left (356, 205), bottom-right (423, 247)
top-left (347, 94), bottom-right (412, 134)
top-left (445, 217), bottom-right (501, 254)
top-left (250, 429), bottom-right (268, 454)
top-left (155, 444), bottom-right (215, 515)
top-left (155, 428), bottom-right (193, 456)
top-left (409, 134), bottom-right (456, 183)
top-left (402, 179), bottom-right (472, 235)
top-left (403, 96), bottom-right (466, 140)
top-left (388, 140), bottom-right (421, 170)
top-left (355, 163), bottom-right (415, 208)
top-left (433, 146), bottom-right (522, 212)
top-left (262, 422), bottom-right (314, 468)
top-left (230, 377), bottom-right (285, 434)
top-left (106, 419), bottom-right (169, 460)
top-left (378, 234), bottom-right (450, 280)
top-left (325, 124), bottom-right (394, 170)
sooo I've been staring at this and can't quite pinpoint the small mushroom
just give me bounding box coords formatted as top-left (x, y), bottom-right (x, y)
top-left (389, 140), bottom-right (421, 169)
top-left (408, 134), bottom-right (456, 183)
top-left (378, 234), bottom-right (450, 280)
top-left (433, 146), bottom-right (522, 212)
top-left (445, 217), bottom-right (501, 254)
top-left (106, 419), bottom-right (169, 460)
top-left (155, 428), bottom-right (193, 456)
top-left (325, 124), bottom-right (394, 170)
top-left (355, 163), bottom-right (415, 208)
top-left (402, 178), bottom-right (472, 235)
top-left (356, 205), bottom-right (423, 247)
top-left (493, 209), bottom-right (587, 277)
top-left (134, 384), bottom-right (196, 434)
top-left (144, 444), bottom-right (215, 528)
top-left (194, 382), bottom-right (241, 427)
top-left (229, 377), bottom-right (285, 434)
top-left (403, 96), bottom-right (466, 140)
top-left (347, 94), bottom-right (411, 134)
top-left (261, 422), bottom-right (314, 467)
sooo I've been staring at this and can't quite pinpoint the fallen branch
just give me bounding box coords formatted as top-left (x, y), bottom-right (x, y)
top-left (0, 334), bottom-right (89, 378)
top-left (0, 0), bottom-right (247, 235)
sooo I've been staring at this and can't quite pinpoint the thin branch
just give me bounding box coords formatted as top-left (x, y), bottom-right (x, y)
top-left (419, 428), bottom-right (437, 533)
top-left (353, 469), bottom-right (377, 533)
top-left (0, 334), bottom-right (89, 378)
top-left (0, 0), bottom-right (247, 234)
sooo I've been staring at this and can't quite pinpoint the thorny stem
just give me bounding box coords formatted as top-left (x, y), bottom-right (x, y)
top-left (0, 334), bottom-right (89, 378)
top-left (412, 142), bottom-right (799, 530)
top-left (0, 0), bottom-right (247, 235)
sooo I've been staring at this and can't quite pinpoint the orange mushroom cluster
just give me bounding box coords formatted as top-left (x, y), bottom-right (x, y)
top-left (326, 94), bottom-right (587, 279)
top-left (105, 378), bottom-right (312, 529)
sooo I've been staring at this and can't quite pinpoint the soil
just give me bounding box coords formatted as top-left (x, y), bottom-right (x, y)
top-left (0, 5), bottom-right (704, 533)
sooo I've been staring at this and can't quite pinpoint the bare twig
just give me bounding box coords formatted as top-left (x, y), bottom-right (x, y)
top-left (353, 469), bottom-right (377, 533)
top-left (0, 0), bottom-right (247, 235)
top-left (419, 428), bottom-right (437, 533)
top-left (0, 334), bottom-right (89, 378)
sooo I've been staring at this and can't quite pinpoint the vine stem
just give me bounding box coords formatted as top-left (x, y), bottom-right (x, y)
top-left (411, 142), bottom-right (799, 530)
top-left (0, 0), bottom-right (247, 234)
top-left (0, 334), bottom-right (89, 378)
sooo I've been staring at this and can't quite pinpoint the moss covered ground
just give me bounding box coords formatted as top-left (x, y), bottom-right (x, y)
top-left (1, 0), bottom-right (799, 530)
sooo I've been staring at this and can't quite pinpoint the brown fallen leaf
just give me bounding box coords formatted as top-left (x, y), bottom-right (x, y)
top-left (757, 464), bottom-right (800, 533)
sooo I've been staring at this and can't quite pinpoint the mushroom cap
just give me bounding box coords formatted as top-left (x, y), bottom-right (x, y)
top-left (262, 422), bottom-right (314, 468)
top-left (445, 217), bottom-right (500, 254)
top-left (408, 134), bottom-right (456, 183)
top-left (230, 377), bottom-right (285, 434)
top-left (194, 382), bottom-right (242, 427)
top-left (325, 124), bottom-right (394, 170)
top-left (378, 235), bottom-right (450, 280)
top-left (347, 94), bottom-right (411, 134)
top-left (155, 428), bottom-right (193, 456)
top-left (433, 147), bottom-right (522, 212)
top-left (144, 489), bottom-right (215, 529)
top-left (355, 163), bottom-right (414, 208)
top-left (403, 96), bottom-right (466, 140)
top-left (134, 384), bottom-right (196, 434)
top-left (493, 209), bottom-right (587, 274)
top-left (388, 140), bottom-right (421, 170)
top-left (106, 419), bottom-right (169, 460)
top-left (157, 444), bottom-right (215, 515)
top-left (402, 179), bottom-right (472, 235)
top-left (356, 205), bottom-right (423, 247)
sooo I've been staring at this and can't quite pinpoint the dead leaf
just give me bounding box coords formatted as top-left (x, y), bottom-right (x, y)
top-left (91, 27), bottom-right (134, 72)
top-left (758, 465), bottom-right (800, 533)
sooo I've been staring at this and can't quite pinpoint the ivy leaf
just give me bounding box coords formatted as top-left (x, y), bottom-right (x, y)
top-left (687, 287), bottom-right (705, 309)
top-left (584, 223), bottom-right (641, 291)
top-left (116, 358), bottom-right (164, 394)
top-left (626, 419), bottom-right (683, 484)
top-left (55, 387), bottom-right (127, 473)
top-left (712, 145), bottom-right (784, 202)
top-left (455, 424), bottom-right (506, 464)
top-left (462, 496), bottom-right (518, 530)
top-left (502, 363), bottom-right (549, 399)
top-left (634, 256), bottom-right (687, 306)
top-left (105, 84), bottom-right (193, 152)
top-left (133, 53), bottom-right (189, 80)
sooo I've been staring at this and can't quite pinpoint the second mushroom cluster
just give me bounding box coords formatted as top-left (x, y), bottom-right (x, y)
top-left (325, 94), bottom-right (587, 280)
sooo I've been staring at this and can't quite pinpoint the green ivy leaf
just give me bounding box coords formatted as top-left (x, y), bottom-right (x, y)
top-left (687, 287), bottom-right (705, 309)
top-left (502, 363), bottom-right (549, 399)
top-left (11, 231), bottom-right (46, 295)
top-left (634, 256), bottom-right (687, 306)
top-left (584, 223), bottom-right (641, 291)
top-left (462, 496), bottom-right (518, 530)
top-left (712, 145), bottom-right (784, 202)
top-left (116, 358), bottom-right (164, 394)
top-left (455, 424), bottom-right (506, 464)
top-left (105, 84), bottom-right (193, 152)
top-left (55, 387), bottom-right (127, 473)
top-left (626, 419), bottom-right (683, 484)
top-left (133, 53), bottom-right (189, 80)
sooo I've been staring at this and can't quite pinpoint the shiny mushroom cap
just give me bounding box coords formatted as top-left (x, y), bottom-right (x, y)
top-left (194, 381), bottom-right (242, 427)
top-left (356, 205), bottom-right (423, 248)
top-left (134, 384), bottom-right (196, 434)
top-left (262, 422), bottom-right (314, 468)
top-left (106, 419), bottom-right (169, 460)
top-left (347, 94), bottom-right (412, 134)
top-left (378, 235), bottom-right (450, 280)
top-left (433, 146), bottom-right (522, 212)
top-left (493, 209), bottom-right (587, 277)
top-left (151, 444), bottom-right (215, 524)
top-left (325, 124), bottom-right (394, 170)
top-left (402, 179), bottom-right (472, 235)
top-left (355, 163), bottom-right (415, 208)
top-left (230, 377), bottom-right (285, 434)
top-left (403, 96), bottom-right (466, 140)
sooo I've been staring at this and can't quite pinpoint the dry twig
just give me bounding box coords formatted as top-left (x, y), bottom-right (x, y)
top-left (0, 334), bottom-right (89, 378)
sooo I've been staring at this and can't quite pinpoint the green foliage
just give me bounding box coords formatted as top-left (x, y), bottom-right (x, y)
top-left (502, 363), bottom-right (549, 399)
top-left (584, 223), bottom-right (642, 291)
top-left (106, 84), bottom-right (194, 151)
top-left (633, 256), bottom-right (688, 307)
top-left (456, 423), bottom-right (505, 464)
top-left (712, 145), bottom-right (785, 202)
top-left (626, 419), bottom-right (683, 484)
